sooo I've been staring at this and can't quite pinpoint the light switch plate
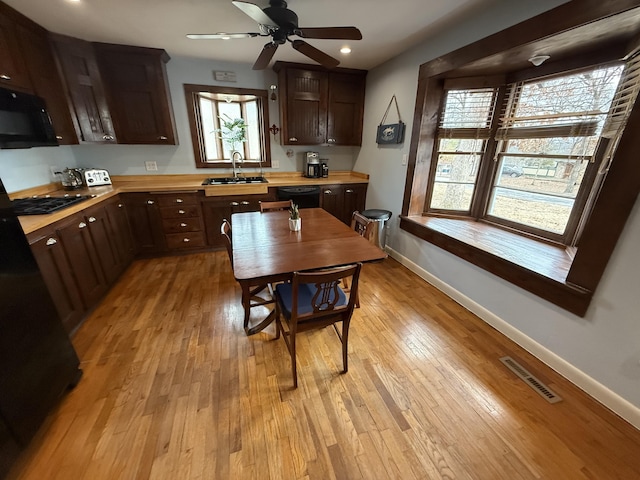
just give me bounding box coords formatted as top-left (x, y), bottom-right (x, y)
top-left (272, 159), bottom-right (280, 169)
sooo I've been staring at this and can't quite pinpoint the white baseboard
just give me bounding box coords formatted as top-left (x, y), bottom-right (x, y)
top-left (385, 246), bottom-right (640, 430)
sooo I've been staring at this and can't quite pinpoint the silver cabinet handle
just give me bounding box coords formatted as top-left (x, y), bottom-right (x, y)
top-left (147, 200), bottom-right (155, 205)
top-left (241, 201), bottom-right (249, 205)
top-left (158, 135), bottom-right (168, 140)
top-left (324, 190), bottom-right (333, 194)
top-left (88, 216), bottom-right (96, 223)
top-left (328, 138), bottom-right (336, 143)
top-left (180, 222), bottom-right (187, 227)
top-left (178, 209), bottom-right (185, 214)
top-left (289, 137), bottom-right (298, 142)
top-left (46, 237), bottom-right (57, 246)
top-left (0, 74), bottom-right (11, 80)
top-left (346, 189), bottom-right (354, 193)
top-left (118, 203), bottom-right (123, 208)
top-left (230, 201), bottom-right (239, 206)
top-left (103, 134), bottom-right (114, 141)
top-left (78, 222), bottom-right (87, 229)
top-left (183, 238), bottom-right (190, 242)
top-left (56, 135), bottom-right (63, 140)
top-left (176, 198), bottom-right (183, 203)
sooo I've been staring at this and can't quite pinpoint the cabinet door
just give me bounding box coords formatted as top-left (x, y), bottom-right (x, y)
top-left (51, 34), bottom-right (117, 143)
top-left (84, 204), bottom-right (121, 285)
top-left (327, 72), bottom-right (366, 146)
top-left (0, 10), bottom-right (33, 92)
top-left (95, 44), bottom-right (177, 145)
top-left (56, 214), bottom-right (108, 309)
top-left (121, 193), bottom-right (166, 255)
top-left (202, 194), bottom-right (273, 247)
top-left (283, 68), bottom-right (328, 145)
top-left (16, 24), bottom-right (78, 145)
top-left (103, 198), bottom-right (134, 272)
top-left (343, 184), bottom-right (367, 224)
top-left (29, 232), bottom-right (85, 334)
top-left (320, 185), bottom-right (344, 221)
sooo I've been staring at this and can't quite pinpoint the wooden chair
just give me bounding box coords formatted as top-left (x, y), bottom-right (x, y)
top-left (220, 219), bottom-right (274, 328)
top-left (346, 211), bottom-right (374, 307)
top-left (260, 200), bottom-right (293, 212)
top-left (351, 211), bottom-right (375, 241)
top-left (274, 263), bottom-right (362, 388)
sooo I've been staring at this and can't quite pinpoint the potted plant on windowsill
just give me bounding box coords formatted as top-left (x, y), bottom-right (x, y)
top-left (289, 203), bottom-right (301, 231)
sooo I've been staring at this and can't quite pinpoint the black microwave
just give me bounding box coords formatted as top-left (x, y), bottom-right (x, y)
top-left (0, 86), bottom-right (58, 149)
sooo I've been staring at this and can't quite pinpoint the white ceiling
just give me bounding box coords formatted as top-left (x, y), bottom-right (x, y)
top-left (5, 0), bottom-right (493, 70)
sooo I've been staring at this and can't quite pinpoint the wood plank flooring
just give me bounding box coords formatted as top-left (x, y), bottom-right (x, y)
top-left (7, 252), bottom-right (640, 479)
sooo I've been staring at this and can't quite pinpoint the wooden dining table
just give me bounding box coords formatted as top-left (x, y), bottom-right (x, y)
top-left (231, 208), bottom-right (388, 335)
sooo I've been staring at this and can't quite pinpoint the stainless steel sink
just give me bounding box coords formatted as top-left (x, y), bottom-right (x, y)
top-left (202, 176), bottom-right (268, 185)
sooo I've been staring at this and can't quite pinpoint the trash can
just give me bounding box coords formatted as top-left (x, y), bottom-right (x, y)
top-left (360, 209), bottom-right (392, 249)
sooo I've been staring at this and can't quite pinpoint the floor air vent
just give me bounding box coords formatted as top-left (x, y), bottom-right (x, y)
top-left (499, 356), bottom-right (562, 404)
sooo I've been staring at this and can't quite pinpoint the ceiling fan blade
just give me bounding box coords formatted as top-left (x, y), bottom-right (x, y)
top-left (232, 1), bottom-right (278, 27)
top-left (187, 32), bottom-right (260, 40)
top-left (295, 26), bottom-right (362, 40)
top-left (253, 42), bottom-right (279, 70)
top-left (292, 40), bottom-right (340, 68)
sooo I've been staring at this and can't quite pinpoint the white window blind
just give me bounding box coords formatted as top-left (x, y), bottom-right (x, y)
top-left (438, 88), bottom-right (497, 139)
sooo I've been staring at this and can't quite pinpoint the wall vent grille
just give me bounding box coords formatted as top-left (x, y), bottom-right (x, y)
top-left (500, 356), bottom-right (562, 404)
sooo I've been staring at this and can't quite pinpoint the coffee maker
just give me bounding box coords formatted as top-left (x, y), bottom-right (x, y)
top-left (305, 151), bottom-right (321, 178)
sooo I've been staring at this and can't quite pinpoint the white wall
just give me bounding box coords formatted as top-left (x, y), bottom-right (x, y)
top-left (354, 0), bottom-right (640, 427)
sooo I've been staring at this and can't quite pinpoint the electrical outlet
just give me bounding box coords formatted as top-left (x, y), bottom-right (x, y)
top-left (145, 161), bottom-right (158, 171)
top-left (272, 159), bottom-right (280, 169)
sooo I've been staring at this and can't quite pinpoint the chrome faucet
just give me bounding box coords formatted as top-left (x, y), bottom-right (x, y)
top-left (231, 150), bottom-right (243, 178)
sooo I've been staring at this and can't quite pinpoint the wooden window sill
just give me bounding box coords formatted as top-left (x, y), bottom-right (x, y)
top-left (399, 215), bottom-right (592, 316)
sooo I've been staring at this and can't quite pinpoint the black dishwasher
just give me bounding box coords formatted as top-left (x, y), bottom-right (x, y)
top-left (276, 186), bottom-right (321, 208)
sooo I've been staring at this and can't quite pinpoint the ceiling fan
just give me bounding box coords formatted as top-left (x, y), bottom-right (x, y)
top-left (187, 0), bottom-right (362, 70)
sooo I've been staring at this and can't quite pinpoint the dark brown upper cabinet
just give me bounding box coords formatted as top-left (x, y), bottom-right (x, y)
top-left (16, 24), bottom-right (78, 145)
top-left (274, 62), bottom-right (366, 146)
top-left (95, 43), bottom-right (177, 145)
top-left (0, 5), bottom-right (33, 92)
top-left (51, 33), bottom-right (117, 144)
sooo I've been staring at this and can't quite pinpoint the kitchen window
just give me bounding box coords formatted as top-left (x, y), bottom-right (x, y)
top-left (426, 64), bottom-right (627, 246)
top-left (184, 84), bottom-right (271, 169)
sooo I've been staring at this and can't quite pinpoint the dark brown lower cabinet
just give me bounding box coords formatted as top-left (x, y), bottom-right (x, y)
top-left (29, 232), bottom-right (84, 333)
top-left (103, 197), bottom-right (135, 274)
top-left (321, 183), bottom-right (367, 225)
top-left (120, 192), bottom-right (166, 255)
top-left (202, 192), bottom-right (275, 247)
top-left (55, 212), bottom-right (108, 309)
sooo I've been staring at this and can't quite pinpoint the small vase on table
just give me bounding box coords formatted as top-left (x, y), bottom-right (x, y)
top-left (289, 203), bottom-right (301, 231)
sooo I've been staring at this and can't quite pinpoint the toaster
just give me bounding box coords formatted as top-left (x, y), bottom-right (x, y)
top-left (83, 168), bottom-right (112, 186)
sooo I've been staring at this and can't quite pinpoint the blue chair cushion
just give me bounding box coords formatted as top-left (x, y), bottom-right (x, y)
top-left (276, 282), bottom-right (347, 318)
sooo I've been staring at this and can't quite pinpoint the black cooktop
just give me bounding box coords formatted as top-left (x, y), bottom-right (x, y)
top-left (12, 195), bottom-right (92, 215)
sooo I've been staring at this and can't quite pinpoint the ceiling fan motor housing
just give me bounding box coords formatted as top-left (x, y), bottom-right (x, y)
top-left (263, 3), bottom-right (299, 31)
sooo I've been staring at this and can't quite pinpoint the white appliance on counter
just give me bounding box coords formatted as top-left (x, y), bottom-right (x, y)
top-left (83, 169), bottom-right (111, 186)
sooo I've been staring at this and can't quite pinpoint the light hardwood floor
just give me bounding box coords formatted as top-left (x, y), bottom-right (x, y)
top-left (7, 252), bottom-right (640, 479)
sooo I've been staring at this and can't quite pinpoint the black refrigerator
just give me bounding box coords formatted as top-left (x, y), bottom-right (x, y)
top-left (0, 177), bottom-right (81, 478)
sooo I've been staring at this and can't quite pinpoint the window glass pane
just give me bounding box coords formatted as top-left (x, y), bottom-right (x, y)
top-left (487, 65), bottom-right (624, 234)
top-left (245, 100), bottom-right (259, 161)
top-left (430, 152), bottom-right (481, 211)
top-left (199, 97), bottom-right (219, 161)
top-left (218, 102), bottom-right (242, 159)
top-left (441, 89), bottom-right (495, 128)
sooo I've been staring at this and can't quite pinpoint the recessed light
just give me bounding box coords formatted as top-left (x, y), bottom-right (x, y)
top-left (340, 46), bottom-right (351, 54)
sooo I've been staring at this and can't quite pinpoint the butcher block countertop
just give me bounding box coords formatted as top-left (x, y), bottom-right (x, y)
top-left (15, 171), bottom-right (369, 235)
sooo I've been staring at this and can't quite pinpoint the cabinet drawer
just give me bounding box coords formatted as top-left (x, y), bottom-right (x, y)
top-left (165, 232), bottom-right (206, 249)
top-left (157, 193), bottom-right (199, 207)
top-left (161, 217), bottom-right (202, 234)
top-left (158, 205), bottom-right (201, 218)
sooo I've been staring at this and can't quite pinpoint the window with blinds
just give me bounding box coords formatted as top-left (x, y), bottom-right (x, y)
top-left (426, 59), bottom-right (639, 243)
top-left (429, 87), bottom-right (498, 212)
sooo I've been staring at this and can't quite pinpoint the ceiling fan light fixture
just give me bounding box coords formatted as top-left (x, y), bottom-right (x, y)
top-left (529, 54), bottom-right (550, 66)
top-left (340, 46), bottom-right (351, 54)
